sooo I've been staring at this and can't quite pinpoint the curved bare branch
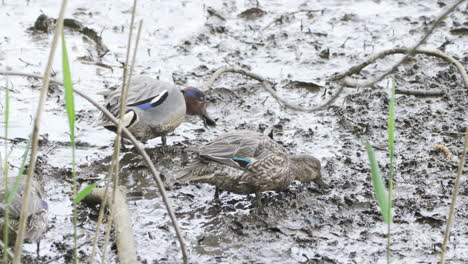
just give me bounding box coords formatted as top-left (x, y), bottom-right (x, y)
top-left (333, 48), bottom-right (468, 90)
top-left (207, 66), bottom-right (343, 112)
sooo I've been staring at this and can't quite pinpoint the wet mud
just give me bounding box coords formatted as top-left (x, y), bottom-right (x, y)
top-left (0, 0), bottom-right (467, 263)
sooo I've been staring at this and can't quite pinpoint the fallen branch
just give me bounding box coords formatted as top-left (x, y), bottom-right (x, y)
top-left (207, 46), bottom-right (466, 113)
top-left (0, 71), bottom-right (188, 263)
top-left (333, 48), bottom-right (468, 90)
top-left (395, 89), bottom-right (445, 96)
top-left (332, 0), bottom-right (466, 88)
top-left (207, 66), bottom-right (343, 112)
top-left (0, 72), bottom-right (63, 85)
top-left (83, 187), bottom-right (137, 264)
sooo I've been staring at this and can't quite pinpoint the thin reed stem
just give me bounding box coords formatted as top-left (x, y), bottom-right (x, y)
top-left (101, 20), bottom-right (143, 263)
top-left (12, 0), bottom-right (68, 263)
top-left (72, 134), bottom-right (77, 264)
top-left (123, 0), bottom-right (137, 85)
top-left (440, 128), bottom-right (468, 263)
top-left (90, 1), bottom-right (139, 263)
top-left (2, 75), bottom-right (11, 263)
top-left (386, 78), bottom-right (396, 263)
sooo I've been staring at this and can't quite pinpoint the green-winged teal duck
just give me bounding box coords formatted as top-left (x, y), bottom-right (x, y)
top-left (0, 175), bottom-right (48, 255)
top-left (98, 76), bottom-right (215, 144)
top-left (175, 130), bottom-right (327, 207)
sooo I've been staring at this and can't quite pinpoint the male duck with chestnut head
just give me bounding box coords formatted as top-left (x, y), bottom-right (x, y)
top-left (98, 76), bottom-right (215, 145)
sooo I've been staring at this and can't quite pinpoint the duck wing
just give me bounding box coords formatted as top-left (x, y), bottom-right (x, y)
top-left (100, 77), bottom-right (178, 120)
top-left (197, 131), bottom-right (271, 169)
top-left (106, 76), bottom-right (177, 116)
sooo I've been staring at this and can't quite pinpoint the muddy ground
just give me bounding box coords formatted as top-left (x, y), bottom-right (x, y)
top-left (1, 0), bottom-right (467, 263)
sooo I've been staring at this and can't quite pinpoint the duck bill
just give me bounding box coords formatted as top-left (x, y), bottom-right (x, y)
top-left (200, 107), bottom-right (216, 127)
top-left (313, 177), bottom-right (329, 189)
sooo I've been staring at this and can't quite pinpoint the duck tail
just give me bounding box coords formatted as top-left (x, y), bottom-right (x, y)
top-left (94, 116), bottom-right (112, 128)
top-left (173, 162), bottom-right (212, 182)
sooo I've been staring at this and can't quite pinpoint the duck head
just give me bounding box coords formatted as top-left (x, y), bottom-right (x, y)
top-left (290, 154), bottom-right (328, 189)
top-left (182, 87), bottom-right (216, 127)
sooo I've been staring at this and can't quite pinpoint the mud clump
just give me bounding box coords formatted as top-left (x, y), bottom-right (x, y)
top-left (30, 14), bottom-right (109, 57)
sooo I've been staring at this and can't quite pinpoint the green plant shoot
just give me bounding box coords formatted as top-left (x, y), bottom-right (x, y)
top-left (61, 29), bottom-right (78, 264)
top-left (365, 141), bottom-right (390, 223)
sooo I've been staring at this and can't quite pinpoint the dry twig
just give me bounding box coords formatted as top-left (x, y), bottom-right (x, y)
top-left (440, 128), bottom-right (468, 263)
top-left (101, 19), bottom-right (143, 264)
top-left (333, 48), bottom-right (468, 90)
top-left (395, 89), bottom-right (445, 96)
top-left (93, 0), bottom-right (139, 262)
top-left (332, 0), bottom-right (466, 88)
top-left (207, 66), bottom-right (343, 112)
top-left (12, 1), bottom-right (68, 263)
top-left (90, 2), bottom-right (138, 263)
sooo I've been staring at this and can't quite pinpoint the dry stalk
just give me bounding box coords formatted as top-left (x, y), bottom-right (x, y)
top-left (332, 0), bottom-right (466, 88)
top-left (207, 66), bottom-right (344, 112)
top-left (0, 155), bottom-right (14, 261)
top-left (89, 1), bottom-right (138, 263)
top-left (0, 136), bottom-right (12, 141)
top-left (101, 20), bottom-right (143, 264)
top-left (440, 128), bottom-right (468, 263)
top-left (12, 0), bottom-right (68, 263)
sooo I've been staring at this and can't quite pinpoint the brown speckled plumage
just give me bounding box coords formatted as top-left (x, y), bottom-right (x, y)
top-left (175, 130), bottom-right (326, 206)
top-left (0, 176), bottom-right (48, 245)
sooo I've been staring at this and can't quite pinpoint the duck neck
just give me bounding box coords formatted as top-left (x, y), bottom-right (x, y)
top-left (288, 156), bottom-right (304, 181)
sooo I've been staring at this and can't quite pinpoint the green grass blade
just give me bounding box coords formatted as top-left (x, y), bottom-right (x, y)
top-left (365, 141), bottom-right (390, 223)
top-left (61, 33), bottom-right (75, 135)
top-left (73, 179), bottom-right (105, 203)
top-left (386, 77), bottom-right (396, 263)
top-left (73, 183), bottom-right (97, 204)
top-left (61, 29), bottom-right (78, 264)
